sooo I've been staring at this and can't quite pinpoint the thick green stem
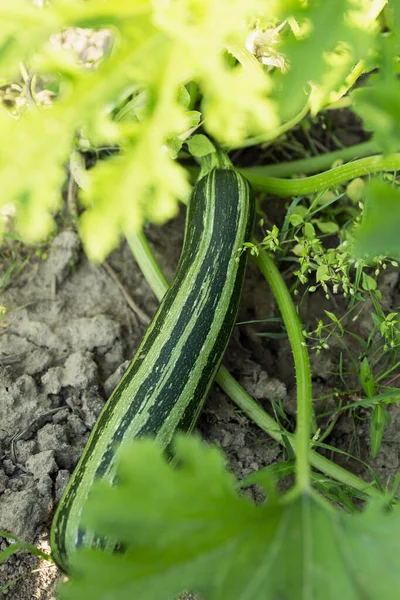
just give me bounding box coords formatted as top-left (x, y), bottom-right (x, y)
top-left (239, 153), bottom-right (400, 196)
top-left (126, 230), bottom-right (169, 301)
top-left (255, 248), bottom-right (312, 492)
top-left (125, 229), bottom-right (381, 497)
top-left (251, 140), bottom-right (382, 178)
top-left (187, 148), bottom-right (400, 194)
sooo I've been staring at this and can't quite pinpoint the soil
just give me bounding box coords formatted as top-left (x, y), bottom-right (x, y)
top-left (0, 201), bottom-right (399, 598)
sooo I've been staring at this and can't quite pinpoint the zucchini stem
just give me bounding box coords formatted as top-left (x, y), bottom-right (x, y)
top-left (255, 247), bottom-right (312, 492)
top-left (188, 150), bottom-right (400, 195)
top-left (239, 153), bottom-right (400, 196)
top-left (242, 140), bottom-right (388, 178)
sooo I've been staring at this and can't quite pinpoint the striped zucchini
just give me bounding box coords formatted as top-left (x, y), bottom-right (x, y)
top-left (50, 167), bottom-right (254, 573)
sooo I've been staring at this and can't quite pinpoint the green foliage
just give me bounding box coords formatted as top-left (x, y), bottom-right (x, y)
top-left (353, 180), bottom-right (400, 261)
top-left (373, 310), bottom-right (400, 351)
top-left (358, 358), bottom-right (391, 458)
top-left (291, 230), bottom-right (353, 297)
top-left (186, 134), bottom-right (216, 157)
top-left (0, 0), bottom-right (60, 78)
top-left (360, 357), bottom-right (375, 398)
top-left (2, 1), bottom-right (400, 593)
top-left (60, 436), bottom-right (400, 600)
top-left (0, 0), bottom-right (391, 261)
top-left (0, 530), bottom-right (52, 564)
top-left (352, 29), bottom-right (400, 154)
top-left (353, 74), bottom-right (400, 155)
top-left (0, 108), bottom-right (73, 241)
top-left (0, 0), bottom-right (278, 260)
top-left (275, 0), bottom-right (372, 117)
top-left (370, 403), bottom-right (391, 459)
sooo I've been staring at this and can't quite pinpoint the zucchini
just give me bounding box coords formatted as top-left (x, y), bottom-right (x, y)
top-left (50, 167), bottom-right (254, 573)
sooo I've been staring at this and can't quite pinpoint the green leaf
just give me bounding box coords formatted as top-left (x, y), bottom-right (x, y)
top-left (165, 135), bottom-right (184, 159)
top-left (370, 404), bottom-right (390, 459)
top-left (351, 32), bottom-right (400, 155)
top-left (114, 90), bottom-right (149, 123)
top-left (80, 140), bottom-right (190, 261)
top-left (352, 76), bottom-right (400, 154)
top-left (185, 110), bottom-right (202, 128)
top-left (0, 530), bottom-right (52, 563)
top-left (276, 0), bottom-right (371, 118)
top-left (0, 0), bottom-right (60, 77)
top-left (353, 180), bottom-right (400, 260)
top-left (303, 222), bottom-right (315, 239)
top-left (202, 64), bottom-right (278, 144)
top-left (313, 220), bottom-right (339, 235)
top-left (60, 436), bottom-right (400, 600)
top-left (361, 272), bottom-right (377, 292)
top-left (316, 264), bottom-right (329, 283)
top-left (177, 85), bottom-right (191, 109)
top-left (186, 134), bottom-right (215, 157)
top-left (293, 205), bottom-right (308, 218)
top-left (70, 150), bottom-right (88, 191)
top-left (359, 357), bottom-right (375, 398)
top-left (346, 178), bottom-right (365, 204)
top-left (289, 213), bottom-right (303, 226)
top-left (0, 108), bottom-right (73, 241)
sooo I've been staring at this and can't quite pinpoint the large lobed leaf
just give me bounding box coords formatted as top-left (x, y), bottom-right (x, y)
top-left (59, 436), bottom-right (400, 600)
top-left (0, 0), bottom-right (391, 260)
top-left (275, 0), bottom-right (373, 118)
top-left (0, 0), bottom-right (277, 260)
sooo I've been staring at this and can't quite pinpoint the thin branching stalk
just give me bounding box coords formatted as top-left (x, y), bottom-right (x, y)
top-left (255, 247), bottom-right (312, 491)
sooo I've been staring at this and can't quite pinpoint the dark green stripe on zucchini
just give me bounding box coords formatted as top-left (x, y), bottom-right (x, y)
top-left (50, 167), bottom-right (255, 573)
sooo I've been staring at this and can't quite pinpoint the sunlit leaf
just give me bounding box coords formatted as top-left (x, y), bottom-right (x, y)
top-left (276, 0), bottom-right (371, 118)
top-left (187, 134), bottom-right (215, 157)
top-left (80, 137), bottom-right (190, 261)
top-left (0, 0), bottom-right (60, 77)
top-left (361, 272), bottom-right (377, 291)
top-left (353, 75), bottom-right (400, 155)
top-left (202, 62), bottom-right (279, 145)
top-left (352, 180), bottom-right (400, 260)
top-left (0, 107), bottom-right (73, 241)
top-left (0, 0), bottom-right (391, 260)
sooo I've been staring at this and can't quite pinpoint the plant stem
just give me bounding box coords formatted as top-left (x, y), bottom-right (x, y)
top-left (326, 59), bottom-right (365, 107)
top-left (239, 153), bottom-right (400, 196)
top-left (125, 229), bottom-right (381, 497)
top-left (230, 100), bottom-right (310, 150)
top-left (187, 147), bottom-right (400, 192)
top-left (250, 140), bottom-right (382, 177)
top-left (225, 42), bottom-right (264, 76)
top-left (217, 365), bottom-right (380, 497)
top-left (125, 229), bottom-right (169, 301)
top-left (255, 247), bottom-right (312, 492)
